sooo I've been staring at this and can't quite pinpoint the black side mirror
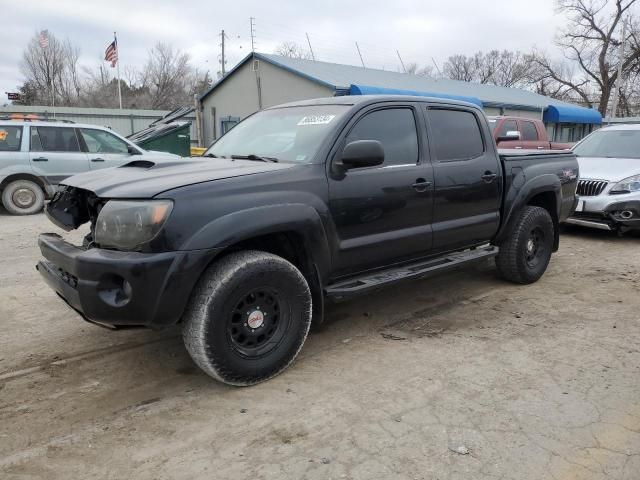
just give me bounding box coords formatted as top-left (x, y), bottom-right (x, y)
top-left (128, 145), bottom-right (141, 155)
top-left (341, 140), bottom-right (384, 169)
top-left (496, 130), bottom-right (521, 143)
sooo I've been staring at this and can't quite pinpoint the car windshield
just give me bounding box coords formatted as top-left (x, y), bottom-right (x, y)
top-left (573, 129), bottom-right (640, 159)
top-left (204, 105), bottom-right (349, 163)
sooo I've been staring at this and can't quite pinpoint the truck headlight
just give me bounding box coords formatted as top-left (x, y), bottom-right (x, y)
top-left (95, 200), bottom-right (173, 250)
top-left (610, 174), bottom-right (640, 194)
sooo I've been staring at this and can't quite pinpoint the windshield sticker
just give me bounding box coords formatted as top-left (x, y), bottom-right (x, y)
top-left (296, 154), bottom-right (307, 161)
top-left (297, 115), bottom-right (336, 126)
top-left (0, 130), bottom-right (7, 141)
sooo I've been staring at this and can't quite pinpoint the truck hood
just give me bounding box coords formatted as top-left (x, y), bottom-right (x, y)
top-left (61, 158), bottom-right (295, 198)
top-left (577, 156), bottom-right (640, 182)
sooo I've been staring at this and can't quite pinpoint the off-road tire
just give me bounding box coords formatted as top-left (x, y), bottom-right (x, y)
top-left (1, 180), bottom-right (45, 215)
top-left (495, 206), bottom-right (554, 284)
top-left (182, 250), bottom-right (312, 386)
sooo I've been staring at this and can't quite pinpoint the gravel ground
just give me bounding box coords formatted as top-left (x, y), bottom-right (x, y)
top-left (0, 210), bottom-right (639, 480)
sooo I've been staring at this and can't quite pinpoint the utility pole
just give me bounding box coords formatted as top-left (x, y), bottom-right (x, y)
top-left (306, 33), bottom-right (316, 61)
top-left (250, 17), bottom-right (256, 52)
top-left (220, 29), bottom-right (227, 76)
top-left (431, 57), bottom-right (443, 77)
top-left (355, 42), bottom-right (365, 68)
top-left (396, 50), bottom-right (407, 73)
top-left (610, 18), bottom-right (627, 119)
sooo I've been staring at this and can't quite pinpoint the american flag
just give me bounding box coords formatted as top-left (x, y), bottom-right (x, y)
top-left (39, 30), bottom-right (49, 49)
top-left (105, 39), bottom-right (118, 68)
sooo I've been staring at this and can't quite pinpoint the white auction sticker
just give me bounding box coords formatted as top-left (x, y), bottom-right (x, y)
top-left (297, 115), bottom-right (336, 126)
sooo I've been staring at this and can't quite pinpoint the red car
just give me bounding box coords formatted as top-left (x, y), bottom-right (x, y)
top-left (488, 116), bottom-right (572, 150)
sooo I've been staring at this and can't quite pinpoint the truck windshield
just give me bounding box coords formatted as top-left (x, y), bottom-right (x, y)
top-left (573, 129), bottom-right (640, 159)
top-left (204, 105), bottom-right (349, 163)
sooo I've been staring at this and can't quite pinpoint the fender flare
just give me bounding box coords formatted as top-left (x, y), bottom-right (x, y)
top-left (180, 203), bottom-right (332, 279)
top-left (494, 174), bottom-right (562, 245)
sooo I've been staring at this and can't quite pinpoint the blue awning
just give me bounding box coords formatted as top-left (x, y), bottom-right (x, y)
top-left (349, 84), bottom-right (484, 108)
top-left (543, 104), bottom-right (602, 124)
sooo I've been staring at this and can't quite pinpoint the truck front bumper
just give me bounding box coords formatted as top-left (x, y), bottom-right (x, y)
top-left (565, 194), bottom-right (640, 231)
top-left (36, 233), bottom-right (221, 328)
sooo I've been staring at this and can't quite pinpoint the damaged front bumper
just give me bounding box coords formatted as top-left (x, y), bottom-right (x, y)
top-left (566, 198), bottom-right (640, 231)
top-left (36, 233), bottom-right (221, 328)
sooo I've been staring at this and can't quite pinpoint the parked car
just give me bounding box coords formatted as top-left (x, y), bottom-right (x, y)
top-left (37, 95), bottom-right (578, 386)
top-left (488, 116), bottom-right (572, 150)
top-left (565, 124), bottom-right (640, 233)
top-left (0, 119), bottom-right (180, 215)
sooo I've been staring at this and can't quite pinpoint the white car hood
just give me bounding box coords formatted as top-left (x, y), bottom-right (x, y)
top-left (139, 150), bottom-right (182, 160)
top-left (577, 156), bottom-right (640, 182)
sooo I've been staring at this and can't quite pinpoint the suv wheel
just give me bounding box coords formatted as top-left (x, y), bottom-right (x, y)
top-left (182, 250), bottom-right (312, 386)
top-left (495, 206), bottom-right (554, 284)
top-left (1, 180), bottom-right (45, 215)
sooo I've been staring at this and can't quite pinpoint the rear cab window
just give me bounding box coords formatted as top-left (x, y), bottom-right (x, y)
top-left (0, 125), bottom-right (24, 152)
top-left (428, 108), bottom-right (484, 161)
top-left (520, 121), bottom-right (539, 141)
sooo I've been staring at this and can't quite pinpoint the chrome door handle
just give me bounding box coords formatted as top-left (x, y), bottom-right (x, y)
top-left (32, 157), bottom-right (48, 162)
top-left (91, 158), bottom-right (105, 162)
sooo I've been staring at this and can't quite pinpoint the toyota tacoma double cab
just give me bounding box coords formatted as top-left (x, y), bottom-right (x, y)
top-left (37, 95), bottom-right (578, 386)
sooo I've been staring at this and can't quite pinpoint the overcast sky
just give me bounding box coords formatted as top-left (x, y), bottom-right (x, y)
top-left (1, 0), bottom-right (566, 101)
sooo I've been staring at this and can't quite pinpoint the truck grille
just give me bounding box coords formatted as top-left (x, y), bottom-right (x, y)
top-left (577, 180), bottom-right (607, 196)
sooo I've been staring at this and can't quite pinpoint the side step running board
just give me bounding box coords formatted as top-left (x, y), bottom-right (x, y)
top-left (325, 245), bottom-right (498, 301)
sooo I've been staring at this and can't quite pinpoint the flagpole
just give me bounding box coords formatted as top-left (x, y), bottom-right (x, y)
top-left (115, 31), bottom-right (122, 109)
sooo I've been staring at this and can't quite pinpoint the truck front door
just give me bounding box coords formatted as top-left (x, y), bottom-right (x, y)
top-left (425, 106), bottom-right (502, 251)
top-left (328, 104), bottom-right (434, 276)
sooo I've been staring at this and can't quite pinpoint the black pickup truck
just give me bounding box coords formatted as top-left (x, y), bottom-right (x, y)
top-left (38, 95), bottom-right (578, 386)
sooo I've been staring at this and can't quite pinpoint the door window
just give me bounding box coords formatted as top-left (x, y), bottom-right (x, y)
top-left (0, 126), bottom-right (23, 152)
top-left (31, 126), bottom-right (80, 152)
top-left (345, 108), bottom-right (419, 166)
top-left (429, 109), bottom-right (484, 161)
top-left (520, 121), bottom-right (539, 141)
top-left (497, 120), bottom-right (518, 138)
top-left (80, 129), bottom-right (129, 154)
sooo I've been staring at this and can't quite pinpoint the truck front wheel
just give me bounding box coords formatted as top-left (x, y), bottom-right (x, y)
top-left (495, 206), bottom-right (554, 284)
top-left (182, 250), bottom-right (312, 386)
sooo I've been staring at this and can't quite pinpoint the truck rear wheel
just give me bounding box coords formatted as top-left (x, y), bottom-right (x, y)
top-left (182, 250), bottom-right (312, 386)
top-left (1, 179), bottom-right (45, 215)
top-left (495, 206), bottom-right (554, 284)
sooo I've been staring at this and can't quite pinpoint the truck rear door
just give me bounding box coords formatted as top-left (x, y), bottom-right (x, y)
top-left (327, 103), bottom-right (434, 275)
top-left (424, 106), bottom-right (502, 251)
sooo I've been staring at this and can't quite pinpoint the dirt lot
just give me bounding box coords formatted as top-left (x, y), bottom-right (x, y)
top-left (1, 210), bottom-right (639, 480)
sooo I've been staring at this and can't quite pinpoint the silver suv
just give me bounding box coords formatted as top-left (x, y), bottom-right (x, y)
top-left (566, 124), bottom-right (640, 233)
top-left (0, 119), bottom-right (179, 215)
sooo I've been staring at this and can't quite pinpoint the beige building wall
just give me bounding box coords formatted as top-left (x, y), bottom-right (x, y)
top-left (200, 59), bottom-right (334, 145)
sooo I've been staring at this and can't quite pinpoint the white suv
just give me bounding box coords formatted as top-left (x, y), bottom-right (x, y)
top-left (0, 119), bottom-right (180, 215)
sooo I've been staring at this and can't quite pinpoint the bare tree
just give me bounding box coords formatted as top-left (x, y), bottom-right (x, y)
top-left (441, 50), bottom-right (533, 87)
top-left (139, 43), bottom-right (192, 109)
top-left (530, 0), bottom-right (640, 115)
top-left (443, 54), bottom-right (477, 82)
top-left (404, 62), bottom-right (434, 77)
top-left (20, 31), bottom-right (82, 106)
top-left (275, 41), bottom-right (312, 60)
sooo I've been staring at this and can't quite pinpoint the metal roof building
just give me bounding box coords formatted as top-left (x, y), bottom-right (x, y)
top-left (199, 52), bottom-right (601, 146)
